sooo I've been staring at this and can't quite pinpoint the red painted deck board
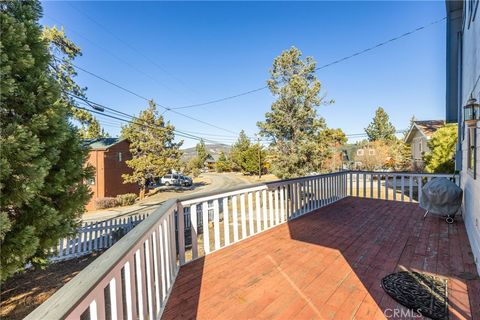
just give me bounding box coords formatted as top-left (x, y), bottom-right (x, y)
top-left (162, 197), bottom-right (480, 320)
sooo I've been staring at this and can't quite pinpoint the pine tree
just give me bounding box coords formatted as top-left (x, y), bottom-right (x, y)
top-left (195, 139), bottom-right (210, 167)
top-left (230, 130), bottom-right (251, 171)
top-left (0, 1), bottom-right (91, 281)
top-left (365, 107), bottom-right (396, 142)
top-left (121, 100), bottom-right (182, 198)
top-left (42, 25), bottom-right (106, 139)
top-left (241, 143), bottom-right (267, 176)
top-left (215, 151), bottom-right (231, 173)
top-left (257, 47), bottom-right (331, 178)
top-left (424, 124), bottom-right (457, 173)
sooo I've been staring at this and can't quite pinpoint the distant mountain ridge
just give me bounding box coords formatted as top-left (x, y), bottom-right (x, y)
top-left (181, 143), bottom-right (231, 161)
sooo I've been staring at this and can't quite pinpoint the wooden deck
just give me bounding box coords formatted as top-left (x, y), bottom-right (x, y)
top-left (162, 197), bottom-right (480, 320)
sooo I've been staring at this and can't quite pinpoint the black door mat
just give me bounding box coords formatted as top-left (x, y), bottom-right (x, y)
top-left (381, 271), bottom-right (448, 320)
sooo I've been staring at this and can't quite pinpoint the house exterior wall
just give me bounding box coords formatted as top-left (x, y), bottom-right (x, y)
top-left (103, 141), bottom-right (139, 198)
top-left (461, 2), bottom-right (480, 274)
top-left (86, 150), bottom-right (105, 211)
top-left (450, 0), bottom-right (480, 274)
top-left (410, 130), bottom-right (430, 168)
top-left (85, 140), bottom-right (139, 211)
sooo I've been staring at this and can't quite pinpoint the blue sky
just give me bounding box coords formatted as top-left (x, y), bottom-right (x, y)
top-left (41, 1), bottom-right (447, 148)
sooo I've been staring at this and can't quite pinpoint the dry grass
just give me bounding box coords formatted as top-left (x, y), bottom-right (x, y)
top-left (232, 173), bottom-right (279, 184)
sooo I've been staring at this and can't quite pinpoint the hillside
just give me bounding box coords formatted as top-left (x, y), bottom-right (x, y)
top-left (181, 143), bottom-right (231, 161)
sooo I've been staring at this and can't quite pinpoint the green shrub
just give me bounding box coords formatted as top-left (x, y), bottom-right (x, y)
top-left (116, 193), bottom-right (137, 206)
top-left (94, 197), bottom-right (118, 210)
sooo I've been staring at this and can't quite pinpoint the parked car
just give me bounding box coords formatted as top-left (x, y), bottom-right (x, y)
top-left (161, 174), bottom-right (180, 186)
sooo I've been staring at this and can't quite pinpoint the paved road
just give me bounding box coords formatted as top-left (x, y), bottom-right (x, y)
top-left (82, 173), bottom-right (249, 222)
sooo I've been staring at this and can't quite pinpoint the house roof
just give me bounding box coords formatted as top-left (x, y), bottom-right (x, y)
top-left (404, 120), bottom-right (445, 143)
top-left (82, 138), bottom-right (126, 150)
top-left (413, 120), bottom-right (445, 137)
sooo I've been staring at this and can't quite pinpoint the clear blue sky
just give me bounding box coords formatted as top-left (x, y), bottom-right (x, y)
top-left (41, 1), bottom-right (447, 148)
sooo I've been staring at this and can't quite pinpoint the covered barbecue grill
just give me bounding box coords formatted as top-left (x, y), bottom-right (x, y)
top-left (419, 177), bottom-right (463, 223)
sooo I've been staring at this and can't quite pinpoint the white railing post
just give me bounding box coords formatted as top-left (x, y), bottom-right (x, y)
top-left (213, 199), bottom-right (220, 250)
top-left (202, 202), bottom-right (210, 255)
top-left (274, 189), bottom-right (280, 224)
top-left (177, 203), bottom-right (185, 265)
top-left (248, 192), bottom-right (254, 236)
top-left (255, 191), bottom-right (262, 232)
top-left (190, 204), bottom-right (198, 259)
top-left (223, 198), bottom-right (230, 247)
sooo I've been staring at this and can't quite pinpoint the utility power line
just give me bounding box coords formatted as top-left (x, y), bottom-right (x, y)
top-left (66, 2), bottom-right (199, 96)
top-left (44, 13), bottom-right (173, 92)
top-left (63, 60), bottom-right (239, 135)
top-left (170, 17), bottom-right (447, 110)
top-left (61, 15), bottom-right (447, 136)
top-left (70, 96), bottom-right (230, 145)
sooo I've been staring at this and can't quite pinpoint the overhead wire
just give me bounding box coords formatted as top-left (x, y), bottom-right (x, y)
top-left (61, 59), bottom-right (239, 135)
top-left (170, 16), bottom-right (447, 110)
top-left (48, 12), bottom-right (438, 141)
top-left (66, 2), bottom-right (199, 95)
top-left (44, 13), bottom-right (173, 91)
top-left (71, 98), bottom-right (230, 145)
top-left (59, 14), bottom-right (447, 135)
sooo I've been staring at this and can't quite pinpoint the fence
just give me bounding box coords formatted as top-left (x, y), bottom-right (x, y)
top-left (51, 214), bottom-right (148, 261)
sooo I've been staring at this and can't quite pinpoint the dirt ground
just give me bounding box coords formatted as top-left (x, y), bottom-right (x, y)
top-left (0, 252), bottom-right (103, 320)
top-left (234, 173), bottom-right (278, 184)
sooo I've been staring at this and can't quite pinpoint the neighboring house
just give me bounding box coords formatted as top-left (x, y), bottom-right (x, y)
top-left (83, 138), bottom-right (139, 211)
top-left (446, 0), bottom-right (480, 274)
top-left (205, 154), bottom-right (217, 170)
top-left (342, 142), bottom-right (389, 170)
top-left (404, 120), bottom-right (445, 170)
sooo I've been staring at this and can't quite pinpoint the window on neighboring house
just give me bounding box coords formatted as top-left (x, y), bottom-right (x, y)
top-left (467, 127), bottom-right (477, 179)
top-left (356, 149), bottom-right (364, 156)
top-left (369, 149), bottom-right (375, 156)
top-left (419, 140), bottom-right (423, 154)
top-left (118, 152), bottom-right (122, 162)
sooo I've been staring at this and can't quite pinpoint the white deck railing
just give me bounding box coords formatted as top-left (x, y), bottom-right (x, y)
top-left (26, 170), bottom-right (459, 320)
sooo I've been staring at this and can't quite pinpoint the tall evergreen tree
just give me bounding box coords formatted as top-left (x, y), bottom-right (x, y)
top-left (0, 1), bottom-right (91, 281)
top-left (241, 143), bottom-right (267, 176)
top-left (121, 100), bottom-right (182, 198)
top-left (365, 107), bottom-right (396, 142)
top-left (42, 25), bottom-right (107, 139)
top-left (257, 47), bottom-right (330, 178)
top-left (195, 139), bottom-right (209, 166)
top-left (230, 130), bottom-right (251, 171)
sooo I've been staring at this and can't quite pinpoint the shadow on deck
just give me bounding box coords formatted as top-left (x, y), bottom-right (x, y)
top-left (162, 197), bottom-right (480, 319)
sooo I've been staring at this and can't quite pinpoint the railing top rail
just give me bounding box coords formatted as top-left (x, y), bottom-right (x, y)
top-left (265, 171), bottom-right (348, 188)
top-left (349, 170), bottom-right (459, 177)
top-left (179, 171), bottom-right (349, 204)
top-left (25, 198), bottom-right (178, 320)
top-left (180, 184), bottom-right (267, 205)
top-left (178, 182), bottom-right (266, 203)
